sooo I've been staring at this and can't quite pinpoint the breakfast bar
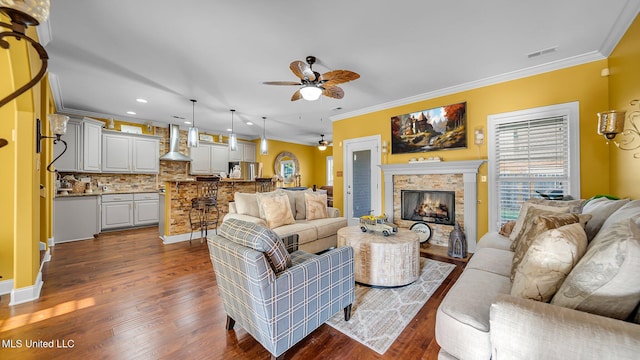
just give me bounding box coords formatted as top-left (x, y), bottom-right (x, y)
top-left (160, 178), bottom-right (269, 244)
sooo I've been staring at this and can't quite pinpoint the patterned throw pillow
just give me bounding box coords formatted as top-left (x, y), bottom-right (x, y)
top-left (581, 197), bottom-right (630, 241)
top-left (510, 212), bottom-right (591, 281)
top-left (219, 218), bottom-right (291, 273)
top-left (305, 192), bottom-right (328, 220)
top-left (499, 221), bottom-right (516, 237)
top-left (511, 223), bottom-right (588, 302)
top-left (509, 202), bottom-right (570, 244)
top-left (527, 198), bottom-right (586, 214)
top-left (256, 191), bottom-right (296, 229)
top-left (551, 218), bottom-right (640, 320)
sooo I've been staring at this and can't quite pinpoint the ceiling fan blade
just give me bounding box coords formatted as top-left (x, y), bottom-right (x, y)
top-left (322, 85), bottom-right (344, 99)
top-left (291, 90), bottom-right (303, 101)
top-left (320, 70), bottom-right (360, 85)
top-left (290, 60), bottom-right (316, 81)
top-left (263, 81), bottom-right (302, 86)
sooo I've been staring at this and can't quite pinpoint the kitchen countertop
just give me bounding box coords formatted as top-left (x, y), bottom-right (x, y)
top-left (55, 190), bottom-right (159, 198)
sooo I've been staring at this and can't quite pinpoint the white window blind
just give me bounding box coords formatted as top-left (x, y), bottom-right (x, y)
top-left (488, 102), bottom-right (580, 231)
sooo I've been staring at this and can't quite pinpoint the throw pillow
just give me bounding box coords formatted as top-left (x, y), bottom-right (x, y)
top-left (551, 218), bottom-right (640, 320)
top-left (510, 212), bottom-right (591, 281)
top-left (305, 192), bottom-right (328, 220)
top-left (219, 218), bottom-right (291, 273)
top-left (256, 191), bottom-right (296, 229)
top-left (599, 200), bottom-right (640, 234)
top-left (527, 198), bottom-right (586, 214)
top-left (234, 192), bottom-right (260, 218)
top-left (581, 197), bottom-right (630, 241)
top-left (509, 202), bottom-right (570, 244)
top-left (499, 221), bottom-right (516, 237)
top-left (294, 189), bottom-right (315, 220)
top-left (511, 223), bottom-right (588, 302)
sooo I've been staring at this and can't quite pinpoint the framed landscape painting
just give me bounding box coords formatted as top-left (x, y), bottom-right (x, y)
top-left (391, 102), bottom-right (467, 154)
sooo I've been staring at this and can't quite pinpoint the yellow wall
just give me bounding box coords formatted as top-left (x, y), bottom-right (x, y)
top-left (608, 14), bottom-right (640, 198)
top-left (0, 15), bottom-right (53, 292)
top-left (255, 139), bottom-right (321, 188)
top-left (334, 60), bottom-right (610, 239)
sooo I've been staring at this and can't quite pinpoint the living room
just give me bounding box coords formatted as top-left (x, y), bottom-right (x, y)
top-left (2, 2), bottom-right (640, 359)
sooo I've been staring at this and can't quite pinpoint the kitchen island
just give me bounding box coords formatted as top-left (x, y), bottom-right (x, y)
top-left (160, 178), bottom-right (271, 244)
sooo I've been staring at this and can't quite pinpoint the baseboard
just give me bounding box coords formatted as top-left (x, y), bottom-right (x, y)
top-left (8, 248), bottom-right (50, 305)
top-left (48, 237), bottom-right (55, 247)
top-left (0, 279), bottom-right (14, 295)
top-left (40, 241), bottom-right (46, 251)
top-left (161, 231), bottom-right (214, 245)
top-left (10, 272), bottom-right (43, 306)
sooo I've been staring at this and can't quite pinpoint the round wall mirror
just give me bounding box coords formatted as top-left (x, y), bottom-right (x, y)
top-left (274, 151), bottom-right (300, 185)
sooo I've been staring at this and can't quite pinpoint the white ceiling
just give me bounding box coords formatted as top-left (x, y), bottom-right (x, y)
top-left (42, 1), bottom-right (640, 146)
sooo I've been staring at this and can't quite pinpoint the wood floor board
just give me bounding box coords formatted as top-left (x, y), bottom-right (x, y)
top-left (0, 227), bottom-right (462, 359)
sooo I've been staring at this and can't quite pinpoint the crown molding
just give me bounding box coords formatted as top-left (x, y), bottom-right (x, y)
top-left (331, 51), bottom-right (606, 122)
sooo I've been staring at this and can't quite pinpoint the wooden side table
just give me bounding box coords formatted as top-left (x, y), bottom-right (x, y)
top-left (337, 226), bottom-right (420, 287)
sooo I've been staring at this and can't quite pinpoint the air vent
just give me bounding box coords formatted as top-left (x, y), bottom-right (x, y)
top-left (527, 46), bottom-right (558, 59)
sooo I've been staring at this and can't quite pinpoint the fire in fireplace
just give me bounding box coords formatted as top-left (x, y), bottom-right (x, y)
top-left (401, 190), bottom-right (455, 225)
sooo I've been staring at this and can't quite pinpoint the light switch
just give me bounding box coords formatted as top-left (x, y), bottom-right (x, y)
top-left (481, 175), bottom-right (487, 182)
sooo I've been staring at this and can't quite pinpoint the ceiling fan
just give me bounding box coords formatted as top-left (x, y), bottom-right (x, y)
top-left (263, 56), bottom-right (360, 101)
top-left (318, 134), bottom-right (330, 151)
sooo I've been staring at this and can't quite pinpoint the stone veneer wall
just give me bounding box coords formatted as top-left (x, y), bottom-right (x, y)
top-left (166, 181), bottom-right (256, 235)
top-left (394, 174), bottom-right (464, 247)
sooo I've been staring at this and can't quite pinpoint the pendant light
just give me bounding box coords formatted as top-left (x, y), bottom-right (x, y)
top-left (260, 116), bottom-right (268, 155)
top-left (229, 109), bottom-right (238, 151)
top-left (187, 99), bottom-right (199, 147)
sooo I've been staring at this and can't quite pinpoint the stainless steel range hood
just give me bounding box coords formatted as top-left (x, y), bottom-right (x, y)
top-left (159, 124), bottom-right (191, 161)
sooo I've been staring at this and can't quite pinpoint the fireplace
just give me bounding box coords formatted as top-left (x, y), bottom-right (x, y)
top-left (401, 190), bottom-right (455, 225)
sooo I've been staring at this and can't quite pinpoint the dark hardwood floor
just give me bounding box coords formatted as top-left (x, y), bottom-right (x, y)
top-left (0, 227), bottom-right (463, 359)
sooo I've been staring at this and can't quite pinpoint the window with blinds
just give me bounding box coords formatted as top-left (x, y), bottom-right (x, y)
top-left (487, 102), bottom-right (580, 231)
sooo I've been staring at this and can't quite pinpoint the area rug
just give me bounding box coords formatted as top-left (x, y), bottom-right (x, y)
top-left (326, 257), bottom-right (455, 354)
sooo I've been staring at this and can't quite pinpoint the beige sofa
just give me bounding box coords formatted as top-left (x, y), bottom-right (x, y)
top-left (223, 190), bottom-right (347, 253)
top-left (436, 198), bottom-right (640, 360)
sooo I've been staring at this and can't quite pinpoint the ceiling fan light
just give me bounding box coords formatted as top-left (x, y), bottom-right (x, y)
top-left (318, 144), bottom-right (327, 151)
top-left (300, 85), bottom-right (322, 101)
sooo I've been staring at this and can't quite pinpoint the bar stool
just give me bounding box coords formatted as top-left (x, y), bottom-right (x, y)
top-left (189, 176), bottom-right (220, 245)
top-left (255, 177), bottom-right (274, 193)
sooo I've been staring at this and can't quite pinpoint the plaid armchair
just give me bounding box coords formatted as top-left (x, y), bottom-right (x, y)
top-left (207, 218), bottom-right (354, 360)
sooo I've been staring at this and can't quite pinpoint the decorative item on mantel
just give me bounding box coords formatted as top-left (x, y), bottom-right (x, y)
top-left (409, 156), bottom-right (442, 163)
top-left (448, 222), bottom-right (467, 258)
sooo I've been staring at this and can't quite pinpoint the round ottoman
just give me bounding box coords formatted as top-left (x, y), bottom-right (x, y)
top-left (337, 226), bottom-right (420, 287)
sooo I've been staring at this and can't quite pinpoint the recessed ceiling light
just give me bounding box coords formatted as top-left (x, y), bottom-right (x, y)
top-left (246, 121), bottom-right (253, 126)
top-left (136, 98), bottom-right (148, 103)
top-left (127, 111), bottom-right (136, 115)
top-left (184, 121), bottom-right (192, 125)
top-left (226, 128), bottom-right (232, 132)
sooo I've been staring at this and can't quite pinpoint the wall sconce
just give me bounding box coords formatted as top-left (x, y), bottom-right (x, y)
top-left (381, 140), bottom-right (388, 153)
top-left (37, 114), bottom-right (70, 172)
top-left (0, 1), bottom-right (50, 108)
top-left (474, 127), bottom-right (485, 145)
top-left (597, 99), bottom-right (640, 158)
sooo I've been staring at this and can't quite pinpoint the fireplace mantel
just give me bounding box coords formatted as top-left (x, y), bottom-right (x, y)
top-left (380, 160), bottom-right (486, 252)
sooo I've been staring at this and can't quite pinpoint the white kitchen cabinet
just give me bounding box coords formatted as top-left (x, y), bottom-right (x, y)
top-left (53, 119), bottom-right (81, 172)
top-left (102, 131), bottom-right (159, 174)
top-left (82, 119), bottom-right (103, 172)
top-left (101, 194), bottom-right (134, 230)
top-left (102, 133), bottom-right (132, 172)
top-left (133, 193), bottom-right (159, 225)
top-left (190, 142), bottom-right (229, 175)
top-left (54, 196), bottom-right (100, 243)
top-left (133, 137), bottom-right (159, 173)
top-left (243, 141), bottom-right (256, 162)
top-left (228, 141), bottom-right (256, 162)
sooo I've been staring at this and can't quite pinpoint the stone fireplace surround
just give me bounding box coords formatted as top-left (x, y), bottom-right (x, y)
top-left (380, 160), bottom-right (485, 253)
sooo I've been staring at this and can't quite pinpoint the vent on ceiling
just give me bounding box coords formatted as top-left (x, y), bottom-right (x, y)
top-left (527, 46), bottom-right (558, 59)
